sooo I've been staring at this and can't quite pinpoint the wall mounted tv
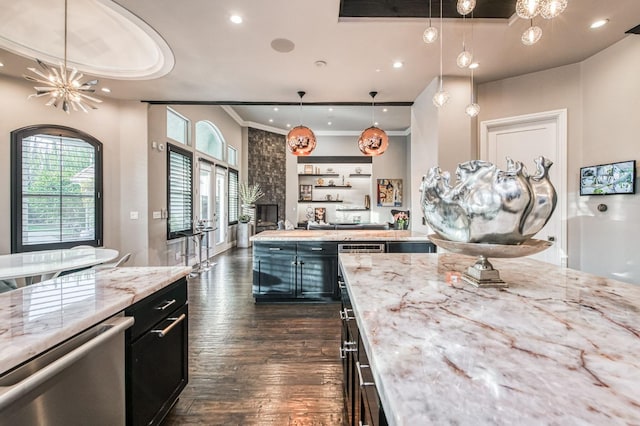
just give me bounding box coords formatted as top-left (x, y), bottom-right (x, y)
top-left (580, 160), bottom-right (636, 195)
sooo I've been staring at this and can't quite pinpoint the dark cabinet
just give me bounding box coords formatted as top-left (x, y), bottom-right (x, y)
top-left (386, 241), bottom-right (436, 253)
top-left (125, 278), bottom-right (188, 426)
top-left (339, 273), bottom-right (387, 426)
top-left (253, 242), bottom-right (337, 301)
top-left (253, 243), bottom-right (297, 298)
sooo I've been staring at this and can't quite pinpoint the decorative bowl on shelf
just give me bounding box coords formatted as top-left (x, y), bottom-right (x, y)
top-left (421, 156), bottom-right (557, 288)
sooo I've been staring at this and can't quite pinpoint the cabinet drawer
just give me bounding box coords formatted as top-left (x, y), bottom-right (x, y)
top-left (126, 278), bottom-right (187, 340)
top-left (297, 242), bottom-right (337, 255)
top-left (254, 243), bottom-right (296, 256)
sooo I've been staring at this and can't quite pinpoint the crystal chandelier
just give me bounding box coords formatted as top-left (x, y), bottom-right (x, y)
top-left (433, 0), bottom-right (449, 108)
top-left (522, 20), bottom-right (543, 45)
top-left (423, 0), bottom-right (438, 44)
top-left (516, 0), bottom-right (542, 19)
top-left (457, 0), bottom-right (476, 16)
top-left (540, 0), bottom-right (568, 19)
top-left (358, 91), bottom-right (389, 156)
top-left (465, 68), bottom-right (480, 117)
top-left (456, 14), bottom-right (473, 68)
top-left (286, 91), bottom-right (316, 156)
top-left (23, 0), bottom-right (101, 113)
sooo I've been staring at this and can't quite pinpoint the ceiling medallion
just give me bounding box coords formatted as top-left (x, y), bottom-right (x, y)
top-left (286, 91), bottom-right (316, 156)
top-left (358, 91), bottom-right (389, 156)
top-left (24, 0), bottom-right (101, 113)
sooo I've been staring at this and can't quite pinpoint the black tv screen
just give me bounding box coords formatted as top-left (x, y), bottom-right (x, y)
top-left (580, 160), bottom-right (636, 195)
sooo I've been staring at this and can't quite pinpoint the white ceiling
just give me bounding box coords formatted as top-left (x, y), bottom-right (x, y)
top-left (0, 0), bottom-right (638, 132)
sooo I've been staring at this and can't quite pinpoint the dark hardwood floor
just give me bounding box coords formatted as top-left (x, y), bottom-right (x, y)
top-left (163, 247), bottom-right (346, 426)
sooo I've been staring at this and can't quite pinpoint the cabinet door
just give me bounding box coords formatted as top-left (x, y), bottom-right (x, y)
top-left (253, 245), bottom-right (296, 297)
top-left (297, 254), bottom-right (337, 299)
top-left (128, 304), bottom-right (188, 426)
top-left (386, 241), bottom-right (436, 253)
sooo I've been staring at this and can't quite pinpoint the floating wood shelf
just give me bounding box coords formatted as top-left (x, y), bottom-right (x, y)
top-left (349, 174), bottom-right (371, 177)
top-left (298, 200), bottom-right (344, 203)
top-left (336, 208), bottom-right (370, 212)
top-left (298, 174), bottom-right (340, 177)
top-left (314, 185), bottom-right (352, 188)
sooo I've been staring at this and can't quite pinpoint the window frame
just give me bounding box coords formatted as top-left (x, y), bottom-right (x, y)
top-left (10, 125), bottom-right (104, 253)
top-left (167, 107), bottom-right (190, 145)
top-left (166, 142), bottom-right (194, 240)
top-left (195, 120), bottom-right (225, 161)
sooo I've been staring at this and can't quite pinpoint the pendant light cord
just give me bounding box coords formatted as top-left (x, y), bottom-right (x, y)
top-left (439, 0), bottom-right (444, 90)
top-left (428, 0), bottom-right (432, 27)
top-left (64, 0), bottom-right (68, 68)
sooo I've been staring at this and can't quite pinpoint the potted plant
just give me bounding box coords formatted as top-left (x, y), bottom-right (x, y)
top-left (239, 182), bottom-right (264, 208)
top-left (239, 214), bottom-right (251, 223)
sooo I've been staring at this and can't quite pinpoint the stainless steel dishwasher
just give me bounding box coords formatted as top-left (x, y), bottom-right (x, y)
top-left (0, 315), bottom-right (134, 426)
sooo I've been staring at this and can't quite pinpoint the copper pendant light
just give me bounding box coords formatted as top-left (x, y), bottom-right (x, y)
top-left (286, 91), bottom-right (316, 156)
top-left (358, 91), bottom-right (389, 156)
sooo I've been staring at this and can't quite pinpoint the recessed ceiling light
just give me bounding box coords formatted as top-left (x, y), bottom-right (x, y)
top-left (268, 118), bottom-right (273, 123)
top-left (375, 68), bottom-right (381, 73)
top-left (382, 108), bottom-right (388, 112)
top-left (374, 121), bottom-right (379, 126)
top-left (328, 121), bottom-right (332, 126)
top-left (469, 62), bottom-right (479, 69)
top-left (393, 61), bottom-right (403, 69)
top-left (315, 60), bottom-right (327, 67)
top-left (286, 124), bottom-right (291, 128)
top-left (590, 19), bottom-right (609, 29)
top-left (273, 107), bottom-right (278, 111)
top-left (230, 15), bottom-right (243, 24)
top-left (101, 87), bottom-right (111, 93)
top-left (0, 62), bottom-right (4, 67)
top-left (328, 108), bottom-right (333, 112)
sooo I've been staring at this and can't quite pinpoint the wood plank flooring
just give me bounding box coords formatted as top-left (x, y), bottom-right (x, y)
top-left (163, 248), bottom-right (346, 426)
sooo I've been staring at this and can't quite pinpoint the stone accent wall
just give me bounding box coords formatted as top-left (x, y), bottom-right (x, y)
top-left (248, 128), bottom-right (286, 223)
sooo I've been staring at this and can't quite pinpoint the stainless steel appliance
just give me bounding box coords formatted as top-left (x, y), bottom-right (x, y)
top-left (337, 243), bottom-right (385, 254)
top-left (0, 315), bottom-right (134, 426)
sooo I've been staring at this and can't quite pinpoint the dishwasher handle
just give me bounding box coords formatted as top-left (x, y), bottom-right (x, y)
top-left (0, 316), bottom-right (134, 411)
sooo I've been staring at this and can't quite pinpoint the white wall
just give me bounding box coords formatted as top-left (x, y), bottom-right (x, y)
top-left (410, 76), bottom-right (475, 235)
top-left (0, 74), bottom-right (147, 263)
top-left (477, 36), bottom-right (640, 284)
top-left (146, 104), bottom-right (244, 266)
top-left (285, 134), bottom-right (410, 226)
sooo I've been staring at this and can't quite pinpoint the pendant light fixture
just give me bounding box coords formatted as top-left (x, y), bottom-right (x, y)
top-left (522, 19), bottom-right (543, 45)
top-left (540, 0), bottom-right (568, 19)
top-left (433, 0), bottom-right (449, 108)
top-left (23, 0), bottom-right (102, 113)
top-left (423, 0), bottom-right (438, 44)
top-left (457, 0), bottom-right (476, 16)
top-left (465, 68), bottom-right (480, 117)
top-left (456, 14), bottom-right (473, 68)
top-left (516, 0), bottom-right (541, 19)
top-left (286, 91), bottom-right (316, 156)
top-left (358, 91), bottom-right (389, 156)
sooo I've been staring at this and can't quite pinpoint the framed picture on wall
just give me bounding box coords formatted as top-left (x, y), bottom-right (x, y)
top-left (314, 207), bottom-right (327, 223)
top-left (377, 178), bottom-right (403, 207)
top-left (299, 184), bottom-right (313, 201)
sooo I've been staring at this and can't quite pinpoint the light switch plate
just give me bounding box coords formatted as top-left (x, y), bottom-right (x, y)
top-left (153, 211), bottom-right (162, 219)
top-left (130, 211), bottom-right (139, 220)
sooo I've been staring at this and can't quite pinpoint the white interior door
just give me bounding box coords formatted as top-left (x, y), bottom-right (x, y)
top-left (480, 110), bottom-right (568, 266)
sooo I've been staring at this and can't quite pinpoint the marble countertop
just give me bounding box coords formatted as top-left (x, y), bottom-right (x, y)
top-left (251, 229), bottom-right (430, 242)
top-left (0, 266), bottom-right (191, 375)
top-left (339, 253), bottom-right (640, 425)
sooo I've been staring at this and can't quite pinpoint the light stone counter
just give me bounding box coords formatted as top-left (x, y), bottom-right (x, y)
top-left (339, 252), bottom-right (640, 425)
top-left (251, 229), bottom-right (430, 241)
top-left (0, 266), bottom-right (191, 374)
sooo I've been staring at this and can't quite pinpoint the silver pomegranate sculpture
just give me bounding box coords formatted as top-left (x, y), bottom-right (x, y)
top-left (420, 156), bottom-right (557, 245)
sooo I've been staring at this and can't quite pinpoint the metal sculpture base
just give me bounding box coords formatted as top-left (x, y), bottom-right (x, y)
top-left (429, 235), bottom-right (552, 288)
top-left (462, 256), bottom-right (508, 288)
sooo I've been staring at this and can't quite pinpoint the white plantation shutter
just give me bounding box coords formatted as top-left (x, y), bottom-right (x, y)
top-left (228, 169), bottom-right (239, 224)
top-left (167, 143), bottom-right (193, 239)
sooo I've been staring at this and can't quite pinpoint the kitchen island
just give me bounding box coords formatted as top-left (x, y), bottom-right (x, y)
top-left (339, 252), bottom-right (640, 425)
top-left (0, 266), bottom-right (191, 426)
top-left (251, 230), bottom-right (433, 302)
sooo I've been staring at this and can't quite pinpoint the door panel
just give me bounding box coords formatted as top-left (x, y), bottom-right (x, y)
top-left (482, 111), bottom-right (567, 266)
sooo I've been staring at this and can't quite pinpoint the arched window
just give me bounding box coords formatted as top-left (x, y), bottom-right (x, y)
top-left (195, 121), bottom-right (225, 160)
top-left (11, 125), bottom-right (103, 252)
